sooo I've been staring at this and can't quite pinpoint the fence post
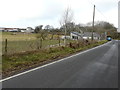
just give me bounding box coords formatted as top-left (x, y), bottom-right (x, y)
top-left (40, 38), bottom-right (42, 48)
top-left (36, 39), bottom-right (39, 50)
top-left (57, 34), bottom-right (60, 46)
top-left (5, 39), bottom-right (7, 54)
top-left (59, 36), bottom-right (60, 46)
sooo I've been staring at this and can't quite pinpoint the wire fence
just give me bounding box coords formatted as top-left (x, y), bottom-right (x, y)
top-left (2, 35), bottom-right (101, 55)
top-left (2, 39), bottom-right (66, 55)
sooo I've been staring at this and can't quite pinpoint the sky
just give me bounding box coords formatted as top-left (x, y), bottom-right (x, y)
top-left (0, 0), bottom-right (118, 28)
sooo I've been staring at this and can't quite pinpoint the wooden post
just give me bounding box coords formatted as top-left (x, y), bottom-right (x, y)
top-left (58, 34), bottom-right (61, 46)
top-left (59, 38), bottom-right (61, 46)
top-left (5, 39), bottom-right (7, 54)
top-left (37, 39), bottom-right (39, 50)
top-left (40, 38), bottom-right (42, 48)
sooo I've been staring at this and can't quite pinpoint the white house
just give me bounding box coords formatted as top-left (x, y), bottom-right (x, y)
top-left (20, 27), bottom-right (34, 33)
top-left (70, 32), bottom-right (100, 40)
top-left (25, 27), bottom-right (34, 33)
top-left (70, 32), bottom-right (82, 40)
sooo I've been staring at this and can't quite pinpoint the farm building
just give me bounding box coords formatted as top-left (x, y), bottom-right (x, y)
top-left (0, 28), bottom-right (19, 32)
top-left (70, 32), bottom-right (100, 40)
top-left (0, 27), bottom-right (34, 33)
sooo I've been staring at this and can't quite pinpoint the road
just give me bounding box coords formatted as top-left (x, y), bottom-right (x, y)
top-left (2, 40), bottom-right (119, 88)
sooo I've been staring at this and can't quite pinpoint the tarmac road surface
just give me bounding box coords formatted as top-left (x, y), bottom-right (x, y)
top-left (2, 40), bottom-right (119, 88)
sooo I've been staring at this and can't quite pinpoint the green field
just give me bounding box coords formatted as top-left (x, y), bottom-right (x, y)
top-left (2, 32), bottom-right (74, 55)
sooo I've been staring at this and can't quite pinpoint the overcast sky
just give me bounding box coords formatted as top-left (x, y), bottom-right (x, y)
top-left (0, 0), bottom-right (118, 28)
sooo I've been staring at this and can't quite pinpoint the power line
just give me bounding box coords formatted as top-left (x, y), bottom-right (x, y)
top-left (95, 7), bottom-right (108, 21)
top-left (87, 0), bottom-right (109, 21)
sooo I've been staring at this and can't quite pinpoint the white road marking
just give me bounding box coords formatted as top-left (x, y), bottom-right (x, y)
top-left (0, 41), bottom-right (112, 82)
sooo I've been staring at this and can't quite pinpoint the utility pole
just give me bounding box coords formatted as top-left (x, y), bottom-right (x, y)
top-left (92, 5), bottom-right (95, 41)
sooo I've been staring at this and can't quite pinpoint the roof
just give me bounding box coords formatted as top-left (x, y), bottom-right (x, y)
top-left (71, 32), bottom-right (82, 37)
top-left (83, 32), bottom-right (100, 37)
top-left (71, 32), bottom-right (100, 37)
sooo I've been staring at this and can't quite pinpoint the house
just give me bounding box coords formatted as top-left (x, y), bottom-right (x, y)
top-left (0, 27), bottom-right (34, 33)
top-left (82, 32), bottom-right (100, 40)
top-left (70, 32), bottom-right (82, 40)
top-left (19, 27), bottom-right (34, 33)
top-left (0, 28), bottom-right (19, 32)
top-left (25, 27), bottom-right (34, 33)
top-left (70, 32), bottom-right (100, 40)
top-left (9, 29), bottom-right (18, 32)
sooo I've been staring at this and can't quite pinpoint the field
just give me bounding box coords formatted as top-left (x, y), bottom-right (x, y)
top-left (2, 32), bottom-right (74, 55)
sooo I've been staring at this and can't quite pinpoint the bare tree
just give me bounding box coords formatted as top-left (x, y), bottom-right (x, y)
top-left (35, 25), bottom-right (48, 49)
top-left (60, 7), bottom-right (74, 46)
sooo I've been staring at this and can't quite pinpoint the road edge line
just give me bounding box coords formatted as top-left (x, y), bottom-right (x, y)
top-left (0, 41), bottom-right (111, 82)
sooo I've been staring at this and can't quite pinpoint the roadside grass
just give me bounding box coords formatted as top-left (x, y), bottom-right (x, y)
top-left (2, 40), bottom-right (107, 78)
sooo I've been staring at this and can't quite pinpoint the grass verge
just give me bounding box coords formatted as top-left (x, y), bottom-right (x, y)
top-left (2, 40), bottom-right (108, 78)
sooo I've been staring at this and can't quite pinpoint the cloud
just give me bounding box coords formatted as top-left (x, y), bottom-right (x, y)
top-left (105, 7), bottom-right (118, 27)
top-left (0, 0), bottom-right (118, 28)
top-left (0, 0), bottom-right (44, 22)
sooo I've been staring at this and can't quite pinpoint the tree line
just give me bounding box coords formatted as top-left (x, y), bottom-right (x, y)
top-left (34, 7), bottom-right (118, 41)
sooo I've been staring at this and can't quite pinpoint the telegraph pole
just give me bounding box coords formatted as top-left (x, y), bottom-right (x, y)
top-left (92, 5), bottom-right (95, 41)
